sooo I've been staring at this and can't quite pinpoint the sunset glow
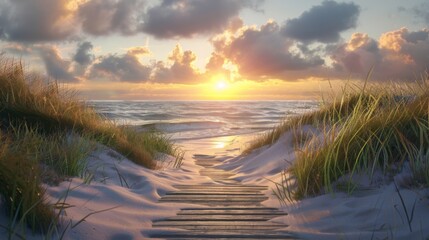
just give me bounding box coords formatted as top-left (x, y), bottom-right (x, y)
top-left (0, 0), bottom-right (427, 100)
top-left (1, 1), bottom-right (429, 239)
top-left (215, 80), bottom-right (228, 90)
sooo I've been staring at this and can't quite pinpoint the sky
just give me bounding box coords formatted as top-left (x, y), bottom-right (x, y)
top-left (0, 0), bottom-right (428, 100)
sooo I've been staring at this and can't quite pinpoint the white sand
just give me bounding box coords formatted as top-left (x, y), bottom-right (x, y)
top-left (1, 126), bottom-right (429, 239)
top-left (219, 126), bottom-right (429, 240)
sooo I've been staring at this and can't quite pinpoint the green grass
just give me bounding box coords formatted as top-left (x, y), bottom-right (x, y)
top-left (246, 75), bottom-right (429, 200)
top-left (0, 60), bottom-right (177, 169)
top-left (0, 59), bottom-right (178, 234)
top-left (0, 137), bottom-right (55, 234)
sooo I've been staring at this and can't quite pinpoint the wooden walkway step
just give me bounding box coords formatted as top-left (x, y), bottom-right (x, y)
top-left (151, 232), bottom-right (297, 239)
top-left (150, 156), bottom-right (296, 239)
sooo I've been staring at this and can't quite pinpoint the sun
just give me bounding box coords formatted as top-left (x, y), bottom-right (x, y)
top-left (215, 80), bottom-right (228, 90)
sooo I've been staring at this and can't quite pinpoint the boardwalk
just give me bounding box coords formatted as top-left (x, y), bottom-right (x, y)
top-left (150, 156), bottom-right (297, 239)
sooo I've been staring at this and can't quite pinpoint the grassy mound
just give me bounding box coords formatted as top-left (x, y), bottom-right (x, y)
top-left (0, 59), bottom-right (177, 233)
top-left (246, 77), bottom-right (429, 200)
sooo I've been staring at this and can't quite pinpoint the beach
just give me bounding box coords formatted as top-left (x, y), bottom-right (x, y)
top-left (1, 0), bottom-right (429, 238)
top-left (1, 100), bottom-right (428, 239)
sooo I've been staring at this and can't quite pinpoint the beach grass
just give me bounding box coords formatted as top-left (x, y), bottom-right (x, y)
top-left (0, 59), bottom-right (177, 233)
top-left (246, 74), bottom-right (429, 200)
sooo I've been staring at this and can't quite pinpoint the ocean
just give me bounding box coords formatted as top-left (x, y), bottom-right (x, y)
top-left (88, 101), bottom-right (319, 156)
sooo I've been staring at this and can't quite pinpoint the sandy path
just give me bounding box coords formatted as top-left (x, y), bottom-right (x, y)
top-left (150, 155), bottom-right (298, 239)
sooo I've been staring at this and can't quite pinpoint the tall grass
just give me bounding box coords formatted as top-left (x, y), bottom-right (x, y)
top-left (0, 59), bottom-right (178, 233)
top-left (0, 131), bottom-right (56, 233)
top-left (246, 75), bottom-right (429, 200)
top-left (0, 59), bottom-right (176, 169)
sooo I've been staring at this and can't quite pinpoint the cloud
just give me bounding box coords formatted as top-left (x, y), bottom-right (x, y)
top-left (126, 46), bottom-right (150, 56)
top-left (331, 28), bottom-right (429, 81)
top-left (90, 44), bottom-right (201, 83)
top-left (211, 21), bottom-right (326, 80)
top-left (91, 49), bottom-right (151, 82)
top-left (0, 0), bottom-right (76, 42)
top-left (78, 0), bottom-right (144, 36)
top-left (282, 1), bottom-right (359, 43)
top-left (73, 41), bottom-right (94, 65)
top-left (152, 44), bottom-right (201, 83)
top-left (331, 33), bottom-right (380, 73)
top-left (37, 46), bottom-right (78, 82)
top-left (0, 0), bottom-right (257, 41)
top-left (206, 52), bottom-right (225, 73)
top-left (403, 2), bottom-right (429, 24)
top-left (141, 0), bottom-right (255, 38)
top-left (1, 43), bottom-right (33, 55)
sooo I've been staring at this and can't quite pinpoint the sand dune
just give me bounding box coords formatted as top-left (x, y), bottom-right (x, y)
top-left (1, 126), bottom-right (428, 239)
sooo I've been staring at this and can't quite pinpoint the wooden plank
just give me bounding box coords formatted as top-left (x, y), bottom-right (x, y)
top-left (166, 192), bottom-right (264, 196)
top-left (161, 194), bottom-right (267, 198)
top-left (168, 192), bottom-right (263, 195)
top-left (153, 221), bottom-right (288, 227)
top-left (166, 190), bottom-right (263, 194)
top-left (152, 154), bottom-right (294, 239)
top-left (152, 224), bottom-right (288, 231)
top-left (177, 210), bottom-right (287, 215)
top-left (159, 199), bottom-right (266, 202)
top-left (149, 232), bottom-right (296, 239)
top-left (171, 188), bottom-right (265, 191)
top-left (159, 196), bottom-right (268, 200)
top-left (173, 185), bottom-right (268, 189)
top-left (179, 207), bottom-right (279, 210)
top-left (158, 201), bottom-right (265, 206)
top-left (173, 184), bottom-right (268, 187)
top-left (165, 191), bottom-right (265, 197)
top-left (153, 215), bottom-right (282, 221)
top-left (150, 237), bottom-right (295, 240)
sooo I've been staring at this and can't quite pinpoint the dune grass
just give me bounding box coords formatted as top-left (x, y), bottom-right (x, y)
top-left (246, 75), bottom-right (429, 200)
top-left (0, 59), bottom-right (178, 233)
top-left (0, 60), bottom-right (177, 169)
top-left (0, 136), bottom-right (55, 234)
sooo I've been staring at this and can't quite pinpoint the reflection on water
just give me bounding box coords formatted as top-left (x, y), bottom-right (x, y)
top-left (213, 136), bottom-right (236, 149)
top-left (89, 101), bottom-right (319, 140)
top-left (177, 134), bottom-right (254, 159)
top-left (88, 101), bottom-right (319, 154)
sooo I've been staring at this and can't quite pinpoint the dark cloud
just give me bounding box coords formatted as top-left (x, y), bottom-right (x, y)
top-left (403, 30), bottom-right (429, 43)
top-left (91, 50), bottom-right (151, 82)
top-left (78, 0), bottom-right (145, 36)
top-left (152, 44), bottom-right (200, 83)
top-left (37, 46), bottom-right (78, 82)
top-left (409, 2), bottom-right (429, 24)
top-left (212, 21), bottom-right (325, 80)
top-left (0, 0), bottom-right (75, 42)
top-left (73, 41), bottom-right (94, 65)
top-left (0, 0), bottom-right (258, 41)
top-left (90, 44), bottom-right (200, 83)
top-left (141, 0), bottom-right (255, 38)
top-left (331, 28), bottom-right (429, 81)
top-left (282, 1), bottom-right (359, 43)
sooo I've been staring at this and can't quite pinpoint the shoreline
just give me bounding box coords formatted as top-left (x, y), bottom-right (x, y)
top-left (1, 129), bottom-right (428, 239)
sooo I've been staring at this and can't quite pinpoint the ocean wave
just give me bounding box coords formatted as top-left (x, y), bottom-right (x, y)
top-left (139, 113), bottom-right (178, 120)
top-left (89, 100), bottom-right (319, 139)
top-left (140, 121), bottom-right (225, 133)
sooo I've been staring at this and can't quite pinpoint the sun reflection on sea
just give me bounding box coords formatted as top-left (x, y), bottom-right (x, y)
top-left (212, 136), bottom-right (237, 149)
